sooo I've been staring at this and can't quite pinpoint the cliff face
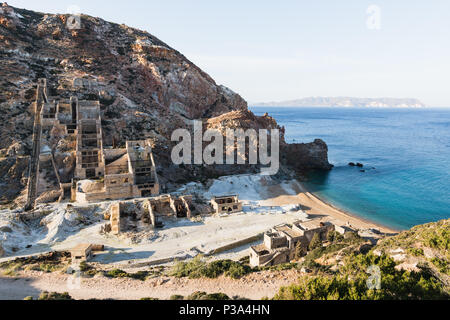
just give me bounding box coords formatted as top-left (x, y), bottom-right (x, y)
top-left (0, 3), bottom-right (332, 201)
top-left (282, 140), bottom-right (333, 171)
top-left (0, 3), bottom-right (246, 149)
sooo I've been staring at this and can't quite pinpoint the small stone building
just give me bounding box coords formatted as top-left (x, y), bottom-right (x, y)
top-left (293, 220), bottom-right (335, 242)
top-left (249, 220), bottom-right (335, 267)
top-left (70, 243), bottom-right (93, 262)
top-left (211, 195), bottom-right (243, 214)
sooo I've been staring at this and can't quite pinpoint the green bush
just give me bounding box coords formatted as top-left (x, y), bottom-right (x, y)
top-left (430, 257), bottom-right (449, 275)
top-left (186, 291), bottom-right (230, 300)
top-left (170, 257), bottom-right (251, 279)
top-left (106, 269), bottom-right (129, 278)
top-left (274, 253), bottom-right (448, 300)
top-left (35, 263), bottom-right (62, 273)
top-left (79, 261), bottom-right (90, 272)
top-left (309, 233), bottom-right (322, 251)
top-left (129, 271), bottom-right (151, 281)
top-left (300, 242), bottom-right (348, 272)
top-left (225, 262), bottom-right (251, 279)
top-left (407, 248), bottom-right (424, 257)
top-left (105, 269), bottom-right (151, 281)
top-left (38, 291), bottom-right (73, 300)
top-left (170, 256), bottom-right (206, 278)
top-left (327, 231), bottom-right (344, 243)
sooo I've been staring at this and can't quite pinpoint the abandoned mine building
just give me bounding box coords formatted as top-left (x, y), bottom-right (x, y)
top-left (25, 79), bottom-right (160, 209)
top-left (211, 195), bottom-right (243, 214)
top-left (103, 194), bottom-right (198, 234)
top-left (249, 220), bottom-right (335, 267)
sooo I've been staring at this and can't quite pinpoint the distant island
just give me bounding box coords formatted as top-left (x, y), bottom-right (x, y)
top-left (253, 97), bottom-right (427, 108)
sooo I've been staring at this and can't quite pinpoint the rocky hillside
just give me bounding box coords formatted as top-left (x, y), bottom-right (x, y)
top-left (0, 3), bottom-right (331, 203)
top-left (274, 219), bottom-right (449, 300)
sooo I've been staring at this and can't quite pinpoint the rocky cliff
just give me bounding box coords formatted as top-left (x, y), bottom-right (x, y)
top-left (0, 3), bottom-right (332, 202)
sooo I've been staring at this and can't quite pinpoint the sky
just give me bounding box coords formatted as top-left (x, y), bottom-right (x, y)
top-left (6, 0), bottom-right (450, 106)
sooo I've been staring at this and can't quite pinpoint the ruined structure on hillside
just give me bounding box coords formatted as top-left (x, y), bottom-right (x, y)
top-left (211, 195), bottom-right (243, 214)
top-left (25, 79), bottom-right (160, 209)
top-left (75, 139), bottom-right (160, 202)
top-left (69, 243), bottom-right (94, 262)
top-left (103, 195), bottom-right (198, 234)
top-left (69, 243), bottom-right (104, 262)
top-left (249, 220), bottom-right (335, 267)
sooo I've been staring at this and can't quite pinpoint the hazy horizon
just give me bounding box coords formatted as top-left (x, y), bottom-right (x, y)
top-left (6, 0), bottom-right (450, 107)
top-left (249, 96), bottom-right (445, 107)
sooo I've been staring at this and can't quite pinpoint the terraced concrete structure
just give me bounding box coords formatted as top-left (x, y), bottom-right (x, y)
top-left (25, 79), bottom-right (160, 209)
top-left (249, 221), bottom-right (335, 267)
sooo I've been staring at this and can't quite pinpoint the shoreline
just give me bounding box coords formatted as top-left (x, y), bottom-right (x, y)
top-left (260, 179), bottom-right (399, 235)
top-left (296, 181), bottom-right (400, 234)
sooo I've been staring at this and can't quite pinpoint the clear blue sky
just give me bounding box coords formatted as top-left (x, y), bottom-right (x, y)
top-left (7, 0), bottom-right (450, 106)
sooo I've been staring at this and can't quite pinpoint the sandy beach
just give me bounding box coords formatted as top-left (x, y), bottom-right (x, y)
top-left (261, 180), bottom-right (399, 234)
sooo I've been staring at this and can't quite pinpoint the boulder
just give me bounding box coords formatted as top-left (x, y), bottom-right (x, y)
top-left (0, 226), bottom-right (13, 233)
top-left (283, 139), bottom-right (333, 171)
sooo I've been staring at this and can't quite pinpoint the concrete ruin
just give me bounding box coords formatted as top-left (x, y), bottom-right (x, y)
top-left (69, 243), bottom-right (104, 262)
top-left (25, 79), bottom-right (160, 209)
top-left (211, 195), bottom-right (243, 214)
top-left (75, 140), bottom-right (160, 202)
top-left (103, 195), bottom-right (197, 234)
top-left (69, 243), bottom-right (93, 262)
top-left (249, 220), bottom-right (335, 267)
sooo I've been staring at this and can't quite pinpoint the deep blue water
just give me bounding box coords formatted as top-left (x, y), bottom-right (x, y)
top-left (251, 107), bottom-right (450, 230)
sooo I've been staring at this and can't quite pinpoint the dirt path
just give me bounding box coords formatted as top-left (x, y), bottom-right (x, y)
top-left (0, 269), bottom-right (301, 300)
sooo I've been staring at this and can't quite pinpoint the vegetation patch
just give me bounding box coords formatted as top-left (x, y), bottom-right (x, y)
top-left (430, 257), bottom-right (449, 275)
top-left (407, 248), bottom-right (424, 257)
top-left (170, 256), bottom-right (253, 279)
top-left (171, 292), bottom-right (230, 300)
top-left (0, 251), bottom-right (70, 276)
top-left (274, 253), bottom-right (448, 300)
top-left (258, 263), bottom-right (298, 272)
top-left (298, 231), bottom-right (367, 273)
top-left (38, 291), bottom-right (73, 300)
top-left (104, 268), bottom-right (162, 281)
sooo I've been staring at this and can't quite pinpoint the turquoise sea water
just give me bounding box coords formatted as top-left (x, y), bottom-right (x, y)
top-left (251, 107), bottom-right (450, 230)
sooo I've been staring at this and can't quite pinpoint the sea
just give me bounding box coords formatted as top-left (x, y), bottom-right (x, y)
top-left (250, 106), bottom-right (450, 230)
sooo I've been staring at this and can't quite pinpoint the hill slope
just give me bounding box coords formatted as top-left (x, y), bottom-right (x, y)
top-left (274, 219), bottom-right (449, 300)
top-left (0, 3), bottom-right (332, 203)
